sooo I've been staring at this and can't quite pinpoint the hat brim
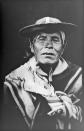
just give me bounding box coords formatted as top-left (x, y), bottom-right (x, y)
top-left (19, 22), bottom-right (78, 37)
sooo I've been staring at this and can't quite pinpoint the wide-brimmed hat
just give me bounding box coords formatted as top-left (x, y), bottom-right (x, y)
top-left (19, 17), bottom-right (78, 37)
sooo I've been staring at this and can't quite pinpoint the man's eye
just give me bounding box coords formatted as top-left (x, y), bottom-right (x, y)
top-left (52, 38), bottom-right (60, 42)
top-left (38, 36), bottom-right (46, 41)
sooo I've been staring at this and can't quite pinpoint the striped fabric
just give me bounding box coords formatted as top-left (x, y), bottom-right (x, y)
top-left (4, 57), bottom-right (83, 130)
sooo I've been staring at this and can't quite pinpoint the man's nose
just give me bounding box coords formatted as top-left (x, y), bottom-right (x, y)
top-left (45, 39), bottom-right (53, 48)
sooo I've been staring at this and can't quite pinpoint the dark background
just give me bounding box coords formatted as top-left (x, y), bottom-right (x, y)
top-left (0, 0), bottom-right (84, 130)
top-left (1, 0), bottom-right (84, 77)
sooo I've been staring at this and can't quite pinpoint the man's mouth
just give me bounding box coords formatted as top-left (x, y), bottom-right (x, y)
top-left (42, 53), bottom-right (55, 56)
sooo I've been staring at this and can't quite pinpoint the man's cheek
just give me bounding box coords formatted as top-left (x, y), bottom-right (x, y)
top-left (35, 51), bottom-right (41, 59)
top-left (55, 46), bottom-right (63, 54)
top-left (55, 46), bottom-right (62, 51)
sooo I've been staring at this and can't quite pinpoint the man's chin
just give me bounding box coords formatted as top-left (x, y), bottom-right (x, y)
top-left (38, 59), bottom-right (58, 64)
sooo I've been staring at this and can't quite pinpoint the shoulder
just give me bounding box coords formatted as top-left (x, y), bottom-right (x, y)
top-left (5, 62), bottom-right (29, 80)
top-left (58, 58), bottom-right (82, 78)
top-left (4, 57), bottom-right (37, 93)
top-left (63, 60), bottom-right (83, 94)
top-left (5, 57), bottom-right (36, 80)
top-left (65, 60), bottom-right (82, 74)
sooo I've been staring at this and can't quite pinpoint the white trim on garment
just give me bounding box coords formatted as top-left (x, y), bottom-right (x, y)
top-left (4, 81), bottom-right (31, 128)
top-left (27, 57), bottom-right (68, 76)
top-left (64, 67), bottom-right (82, 92)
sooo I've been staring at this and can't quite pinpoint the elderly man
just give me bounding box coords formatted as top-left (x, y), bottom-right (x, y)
top-left (4, 17), bottom-right (83, 130)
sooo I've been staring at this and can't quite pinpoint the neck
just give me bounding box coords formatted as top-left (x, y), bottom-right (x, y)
top-left (37, 61), bottom-right (59, 75)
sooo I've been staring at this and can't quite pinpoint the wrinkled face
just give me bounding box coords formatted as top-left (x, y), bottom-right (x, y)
top-left (30, 32), bottom-right (65, 64)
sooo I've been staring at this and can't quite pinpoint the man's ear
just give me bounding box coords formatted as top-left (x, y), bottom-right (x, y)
top-left (29, 40), bottom-right (34, 53)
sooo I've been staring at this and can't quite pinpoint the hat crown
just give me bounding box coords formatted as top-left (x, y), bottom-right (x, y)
top-left (35, 17), bottom-right (61, 25)
top-left (19, 16), bottom-right (77, 37)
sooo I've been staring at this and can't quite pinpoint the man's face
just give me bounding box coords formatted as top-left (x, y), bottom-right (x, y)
top-left (31, 32), bottom-right (65, 64)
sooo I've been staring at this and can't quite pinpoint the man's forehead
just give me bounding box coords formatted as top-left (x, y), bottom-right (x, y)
top-left (37, 32), bottom-right (61, 37)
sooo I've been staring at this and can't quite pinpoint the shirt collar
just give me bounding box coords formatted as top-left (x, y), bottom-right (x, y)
top-left (53, 58), bottom-right (68, 75)
top-left (27, 57), bottom-right (68, 76)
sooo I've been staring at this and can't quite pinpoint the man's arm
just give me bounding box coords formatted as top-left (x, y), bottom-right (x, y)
top-left (3, 71), bottom-right (37, 130)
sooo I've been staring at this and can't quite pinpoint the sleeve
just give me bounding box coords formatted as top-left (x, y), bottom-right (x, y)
top-left (2, 85), bottom-right (30, 131)
top-left (3, 69), bottom-right (36, 130)
top-left (64, 67), bottom-right (84, 130)
top-left (69, 73), bottom-right (83, 122)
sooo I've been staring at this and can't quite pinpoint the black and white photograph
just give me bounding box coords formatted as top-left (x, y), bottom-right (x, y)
top-left (1, 0), bottom-right (84, 131)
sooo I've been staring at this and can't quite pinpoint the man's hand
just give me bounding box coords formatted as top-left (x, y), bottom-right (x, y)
top-left (45, 91), bottom-right (80, 120)
top-left (47, 101), bottom-right (66, 116)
